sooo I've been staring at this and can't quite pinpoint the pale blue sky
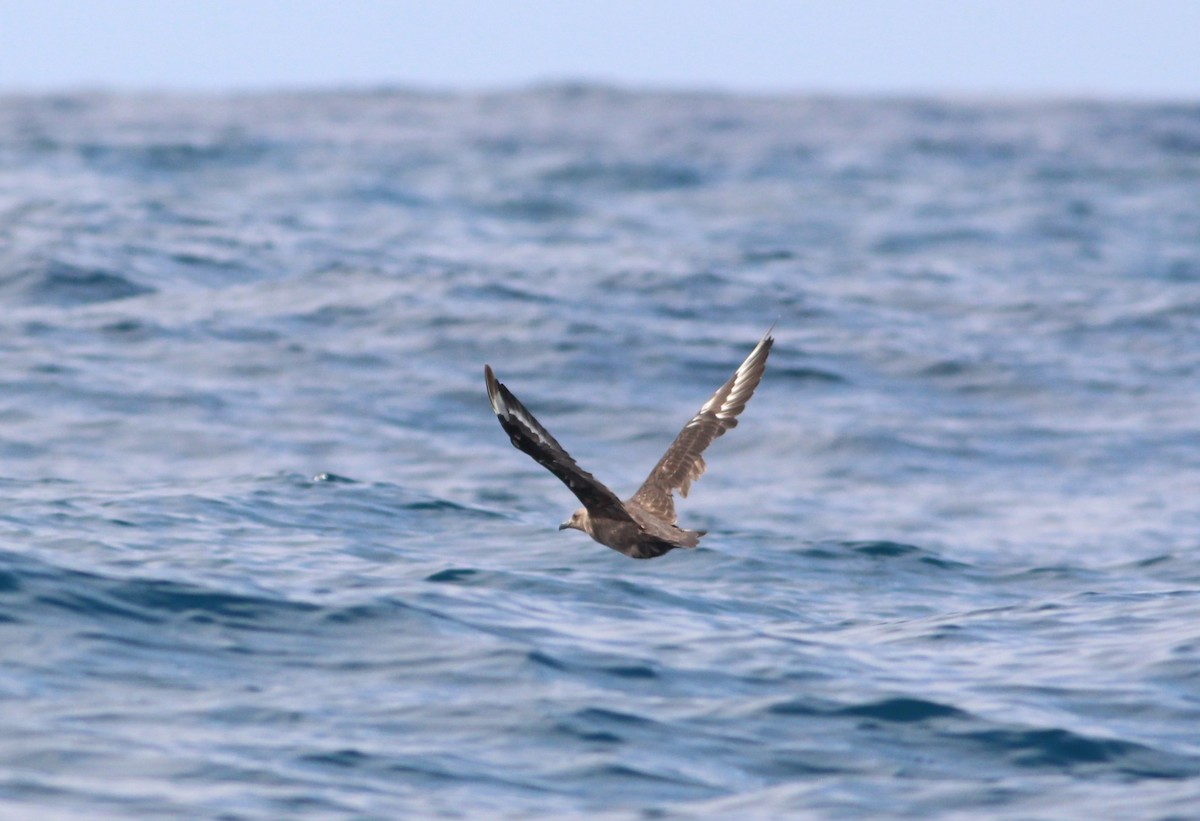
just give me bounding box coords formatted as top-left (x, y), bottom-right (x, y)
top-left (1, 0), bottom-right (1197, 98)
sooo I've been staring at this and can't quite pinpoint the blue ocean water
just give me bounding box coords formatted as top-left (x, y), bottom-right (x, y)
top-left (1, 87), bottom-right (1200, 819)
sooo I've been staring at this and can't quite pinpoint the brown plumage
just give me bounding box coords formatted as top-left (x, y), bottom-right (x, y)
top-left (484, 328), bottom-right (774, 559)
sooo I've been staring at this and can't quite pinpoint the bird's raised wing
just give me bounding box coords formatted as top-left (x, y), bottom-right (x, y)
top-left (485, 365), bottom-right (635, 523)
top-left (630, 328), bottom-right (774, 524)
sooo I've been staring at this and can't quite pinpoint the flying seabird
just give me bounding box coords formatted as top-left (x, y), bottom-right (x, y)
top-left (484, 328), bottom-right (774, 559)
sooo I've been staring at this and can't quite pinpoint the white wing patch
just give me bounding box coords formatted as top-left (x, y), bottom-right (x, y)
top-left (699, 339), bottom-right (768, 422)
top-left (629, 327), bottom-right (774, 524)
top-left (487, 365), bottom-right (564, 454)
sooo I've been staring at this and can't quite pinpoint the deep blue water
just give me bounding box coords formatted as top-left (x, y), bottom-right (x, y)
top-left (2, 87), bottom-right (1200, 819)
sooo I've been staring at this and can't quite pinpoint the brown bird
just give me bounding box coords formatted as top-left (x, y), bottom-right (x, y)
top-left (484, 328), bottom-right (774, 558)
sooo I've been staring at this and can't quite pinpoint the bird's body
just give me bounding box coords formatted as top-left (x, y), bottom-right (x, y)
top-left (560, 498), bottom-right (703, 560)
top-left (485, 328), bottom-right (774, 559)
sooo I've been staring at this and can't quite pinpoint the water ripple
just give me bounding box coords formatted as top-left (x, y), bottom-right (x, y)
top-left (1, 88), bottom-right (1199, 819)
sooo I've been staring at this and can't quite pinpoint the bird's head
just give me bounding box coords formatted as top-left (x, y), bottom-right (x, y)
top-left (559, 508), bottom-right (591, 534)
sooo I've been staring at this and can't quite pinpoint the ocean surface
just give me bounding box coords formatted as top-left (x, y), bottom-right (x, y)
top-left (1, 86), bottom-right (1200, 819)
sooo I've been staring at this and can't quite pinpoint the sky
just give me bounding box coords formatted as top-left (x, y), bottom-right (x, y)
top-left (1, 0), bottom-right (1198, 99)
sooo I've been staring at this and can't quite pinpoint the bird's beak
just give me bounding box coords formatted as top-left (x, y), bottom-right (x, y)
top-left (558, 521), bottom-right (570, 530)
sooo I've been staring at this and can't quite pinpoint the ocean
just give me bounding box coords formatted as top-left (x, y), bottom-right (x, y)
top-left (1, 86), bottom-right (1199, 819)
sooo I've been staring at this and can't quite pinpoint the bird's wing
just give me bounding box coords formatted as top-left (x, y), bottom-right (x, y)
top-left (485, 365), bottom-right (635, 523)
top-left (630, 328), bottom-right (774, 524)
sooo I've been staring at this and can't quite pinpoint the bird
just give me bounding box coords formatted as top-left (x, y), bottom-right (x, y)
top-left (484, 327), bottom-right (774, 559)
